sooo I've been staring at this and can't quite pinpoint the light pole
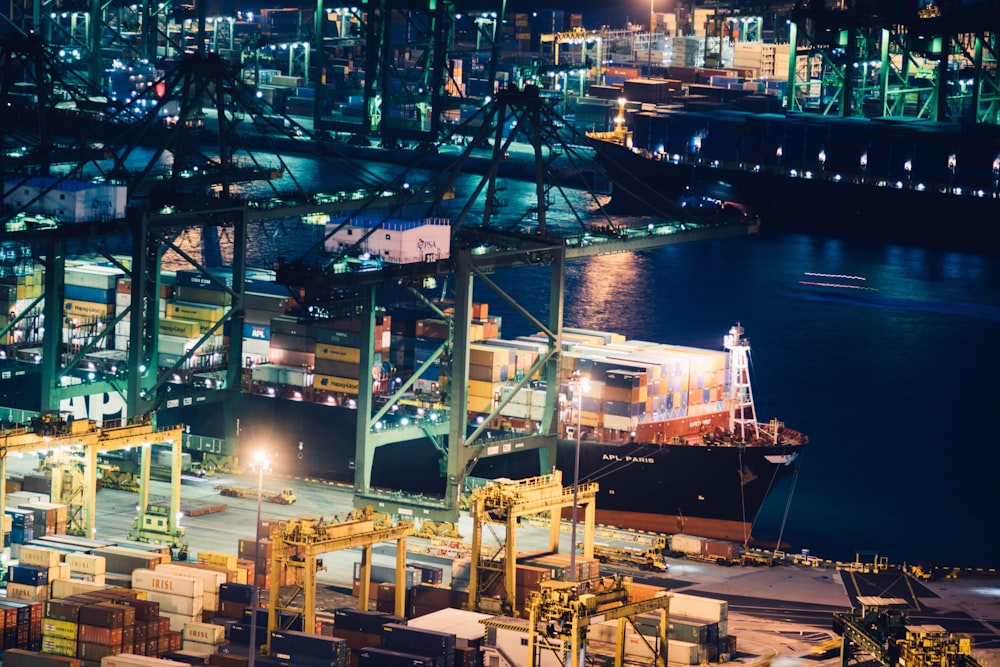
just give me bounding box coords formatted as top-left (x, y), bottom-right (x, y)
top-left (648, 0), bottom-right (656, 76)
top-left (248, 450), bottom-right (271, 667)
top-left (568, 371), bottom-right (590, 583)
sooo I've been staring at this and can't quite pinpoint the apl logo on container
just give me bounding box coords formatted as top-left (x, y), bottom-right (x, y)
top-left (248, 325), bottom-right (268, 339)
top-left (60, 391), bottom-right (126, 427)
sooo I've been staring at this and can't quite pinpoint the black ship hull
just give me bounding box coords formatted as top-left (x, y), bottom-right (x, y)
top-left (591, 135), bottom-right (1000, 253)
top-left (0, 370), bottom-right (801, 542)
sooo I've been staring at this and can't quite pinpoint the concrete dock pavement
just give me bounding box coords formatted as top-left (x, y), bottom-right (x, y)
top-left (5, 458), bottom-right (999, 666)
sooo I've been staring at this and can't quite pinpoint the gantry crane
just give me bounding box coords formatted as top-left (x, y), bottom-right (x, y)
top-left (0, 414), bottom-right (185, 545)
top-left (467, 470), bottom-right (598, 617)
top-left (265, 506), bottom-right (412, 654)
top-left (833, 596), bottom-right (988, 667)
top-left (526, 577), bottom-right (673, 667)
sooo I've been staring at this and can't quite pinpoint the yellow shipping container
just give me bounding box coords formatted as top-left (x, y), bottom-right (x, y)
top-left (315, 343), bottom-right (361, 363)
top-left (64, 299), bottom-right (114, 318)
top-left (468, 379), bottom-right (498, 399)
top-left (42, 636), bottom-right (78, 657)
top-left (197, 551), bottom-right (238, 570)
top-left (578, 411), bottom-right (600, 428)
top-left (159, 317), bottom-right (203, 338)
top-left (467, 395), bottom-right (493, 414)
top-left (42, 617), bottom-right (78, 640)
top-left (469, 345), bottom-right (505, 368)
top-left (468, 364), bottom-right (503, 382)
top-left (313, 374), bottom-right (360, 394)
top-left (166, 301), bottom-right (224, 323)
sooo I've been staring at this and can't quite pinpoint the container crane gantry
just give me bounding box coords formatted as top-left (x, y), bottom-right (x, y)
top-left (0, 414), bottom-right (186, 546)
top-left (467, 470), bottom-right (598, 617)
top-left (265, 506), bottom-right (412, 655)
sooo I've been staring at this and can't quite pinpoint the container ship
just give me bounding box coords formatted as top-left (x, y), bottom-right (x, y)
top-left (587, 109), bottom-right (1000, 252)
top-left (458, 323), bottom-right (807, 544)
top-left (1, 215), bottom-right (804, 544)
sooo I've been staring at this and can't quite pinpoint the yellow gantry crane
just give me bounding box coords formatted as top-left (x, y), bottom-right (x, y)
top-left (468, 470), bottom-right (599, 616)
top-left (0, 413), bottom-right (185, 546)
top-left (266, 506), bottom-right (412, 654)
top-left (527, 577), bottom-right (673, 667)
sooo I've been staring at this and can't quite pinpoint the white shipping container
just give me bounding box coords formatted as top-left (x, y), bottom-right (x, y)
top-left (160, 610), bottom-right (201, 633)
top-left (6, 582), bottom-right (48, 601)
top-left (143, 590), bottom-right (203, 616)
top-left (16, 545), bottom-right (62, 568)
top-left (671, 592), bottom-right (728, 622)
top-left (670, 534), bottom-right (705, 555)
top-left (66, 266), bottom-right (124, 290)
top-left (183, 621), bottom-right (225, 644)
top-left (51, 578), bottom-right (111, 597)
top-left (131, 568), bottom-right (204, 598)
top-left (500, 402), bottom-right (529, 419)
top-left (155, 563), bottom-right (225, 609)
top-left (6, 491), bottom-right (47, 505)
top-left (324, 216), bottom-right (451, 263)
top-left (668, 639), bottom-right (700, 664)
top-left (242, 337), bottom-right (270, 359)
top-left (101, 654), bottom-right (191, 667)
top-left (488, 620), bottom-right (569, 667)
top-left (181, 640), bottom-right (217, 654)
top-left (407, 608), bottom-right (492, 649)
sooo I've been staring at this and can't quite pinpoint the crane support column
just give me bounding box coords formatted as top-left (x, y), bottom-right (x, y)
top-left (83, 445), bottom-right (97, 538)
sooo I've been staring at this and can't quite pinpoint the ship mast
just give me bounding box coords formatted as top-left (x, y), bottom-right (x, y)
top-left (724, 323), bottom-right (760, 441)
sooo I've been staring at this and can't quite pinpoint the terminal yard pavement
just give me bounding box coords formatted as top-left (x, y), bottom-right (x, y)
top-left (6, 459), bottom-right (1000, 666)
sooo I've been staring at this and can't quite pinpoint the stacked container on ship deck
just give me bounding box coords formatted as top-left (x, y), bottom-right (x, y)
top-left (64, 265), bottom-right (123, 353)
top-left (312, 315), bottom-right (391, 399)
top-left (0, 261), bottom-right (44, 347)
top-left (113, 275), bottom-right (173, 353)
top-left (547, 334), bottom-right (731, 443)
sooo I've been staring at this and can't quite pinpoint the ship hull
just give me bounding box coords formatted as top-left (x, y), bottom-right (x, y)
top-left (591, 135), bottom-right (1000, 253)
top-left (0, 370), bottom-right (802, 542)
top-left (552, 438), bottom-right (802, 543)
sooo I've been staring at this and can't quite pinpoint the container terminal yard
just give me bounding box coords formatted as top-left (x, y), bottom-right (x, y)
top-left (2, 0), bottom-right (1000, 664)
top-left (1, 454), bottom-right (999, 667)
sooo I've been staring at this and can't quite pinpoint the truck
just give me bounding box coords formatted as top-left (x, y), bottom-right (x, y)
top-left (591, 536), bottom-right (669, 572)
top-left (96, 448), bottom-right (215, 483)
top-left (215, 486), bottom-right (297, 505)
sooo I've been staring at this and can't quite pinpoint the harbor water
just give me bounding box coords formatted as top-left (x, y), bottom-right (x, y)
top-left (478, 233), bottom-right (1000, 570)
